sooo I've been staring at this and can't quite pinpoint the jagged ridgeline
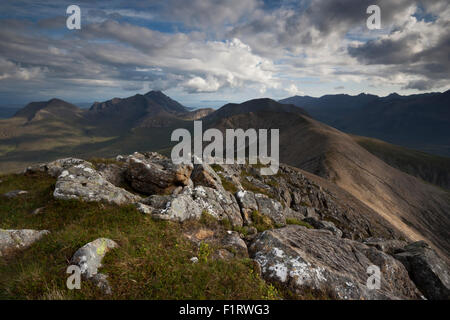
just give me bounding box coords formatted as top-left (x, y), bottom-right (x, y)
top-left (1, 153), bottom-right (449, 299)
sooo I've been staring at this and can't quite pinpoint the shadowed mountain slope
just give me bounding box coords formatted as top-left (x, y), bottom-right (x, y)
top-left (353, 135), bottom-right (450, 190)
top-left (207, 99), bottom-right (450, 259)
top-left (280, 90), bottom-right (450, 157)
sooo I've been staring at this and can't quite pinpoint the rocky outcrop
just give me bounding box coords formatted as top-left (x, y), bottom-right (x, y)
top-left (138, 190), bottom-right (202, 222)
top-left (191, 162), bottom-right (224, 192)
top-left (303, 217), bottom-right (343, 238)
top-left (53, 163), bottom-right (141, 205)
top-left (395, 241), bottom-right (450, 300)
top-left (183, 228), bottom-right (248, 261)
top-left (211, 163), bottom-right (399, 241)
top-left (25, 158), bottom-right (92, 178)
top-left (96, 163), bottom-right (128, 188)
top-left (192, 186), bottom-right (243, 227)
top-left (363, 238), bottom-right (408, 255)
top-left (125, 152), bottom-right (193, 195)
top-left (249, 225), bottom-right (422, 300)
top-left (0, 229), bottom-right (49, 257)
top-left (138, 185), bottom-right (243, 227)
top-left (70, 238), bottom-right (118, 295)
top-left (235, 190), bottom-right (285, 226)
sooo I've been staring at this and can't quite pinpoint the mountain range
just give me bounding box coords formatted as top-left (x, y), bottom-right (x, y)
top-left (280, 90), bottom-right (450, 157)
top-left (0, 91), bottom-right (449, 260)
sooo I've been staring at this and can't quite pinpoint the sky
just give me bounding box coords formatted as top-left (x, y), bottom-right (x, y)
top-left (0, 0), bottom-right (449, 108)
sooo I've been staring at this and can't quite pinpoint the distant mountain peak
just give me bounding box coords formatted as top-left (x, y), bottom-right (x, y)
top-left (14, 98), bottom-right (82, 122)
top-left (204, 98), bottom-right (309, 123)
top-left (144, 90), bottom-right (164, 96)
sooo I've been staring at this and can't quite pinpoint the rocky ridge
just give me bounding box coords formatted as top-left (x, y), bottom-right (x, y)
top-left (2, 152), bottom-right (449, 300)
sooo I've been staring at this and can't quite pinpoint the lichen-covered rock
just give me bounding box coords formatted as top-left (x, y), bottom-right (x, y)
top-left (254, 193), bottom-right (285, 226)
top-left (125, 152), bottom-right (193, 195)
top-left (53, 163), bottom-right (141, 205)
top-left (192, 186), bottom-right (243, 227)
top-left (138, 185), bottom-right (243, 226)
top-left (235, 190), bottom-right (285, 226)
top-left (395, 241), bottom-right (450, 300)
top-left (139, 191), bottom-right (202, 222)
top-left (249, 225), bottom-right (422, 300)
top-left (0, 229), bottom-right (49, 256)
top-left (25, 158), bottom-right (93, 178)
top-left (70, 238), bottom-right (118, 295)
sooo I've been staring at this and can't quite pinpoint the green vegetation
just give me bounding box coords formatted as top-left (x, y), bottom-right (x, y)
top-left (251, 210), bottom-right (274, 232)
top-left (218, 174), bottom-right (238, 194)
top-left (286, 218), bottom-right (313, 229)
top-left (210, 164), bottom-right (223, 173)
top-left (198, 242), bottom-right (212, 263)
top-left (199, 210), bottom-right (218, 228)
top-left (0, 172), bottom-right (279, 300)
top-left (240, 178), bottom-right (271, 198)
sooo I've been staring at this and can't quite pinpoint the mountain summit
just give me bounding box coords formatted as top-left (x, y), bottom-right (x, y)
top-left (13, 98), bottom-right (83, 123)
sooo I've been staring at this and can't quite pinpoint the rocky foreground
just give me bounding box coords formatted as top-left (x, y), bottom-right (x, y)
top-left (1, 152), bottom-right (449, 300)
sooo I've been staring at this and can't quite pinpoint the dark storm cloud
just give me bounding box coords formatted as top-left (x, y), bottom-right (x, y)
top-left (348, 9), bottom-right (450, 90)
top-left (348, 33), bottom-right (422, 65)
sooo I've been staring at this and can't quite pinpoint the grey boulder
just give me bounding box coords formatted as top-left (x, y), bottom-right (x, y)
top-left (138, 185), bottom-right (243, 226)
top-left (192, 186), bottom-right (243, 227)
top-left (125, 152), bottom-right (193, 195)
top-left (191, 162), bottom-right (224, 192)
top-left (70, 238), bottom-right (118, 294)
top-left (138, 190), bottom-right (202, 222)
top-left (25, 158), bottom-right (92, 178)
top-left (0, 229), bottom-right (49, 256)
top-left (53, 163), bottom-right (141, 205)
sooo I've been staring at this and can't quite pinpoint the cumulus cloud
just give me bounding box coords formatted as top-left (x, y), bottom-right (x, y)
top-left (0, 0), bottom-right (448, 104)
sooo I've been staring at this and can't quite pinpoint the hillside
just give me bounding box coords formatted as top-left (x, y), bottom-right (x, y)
top-left (1, 153), bottom-right (447, 299)
top-left (207, 99), bottom-right (450, 259)
top-left (280, 90), bottom-right (450, 157)
top-left (1, 93), bottom-right (449, 260)
top-left (353, 135), bottom-right (450, 190)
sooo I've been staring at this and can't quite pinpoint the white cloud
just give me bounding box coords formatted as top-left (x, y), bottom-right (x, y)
top-left (183, 76), bottom-right (221, 93)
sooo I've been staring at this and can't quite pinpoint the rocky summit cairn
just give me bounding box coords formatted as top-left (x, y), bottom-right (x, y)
top-left (70, 238), bottom-right (118, 295)
top-left (0, 229), bottom-right (49, 257)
